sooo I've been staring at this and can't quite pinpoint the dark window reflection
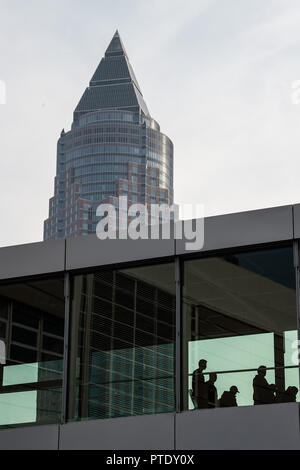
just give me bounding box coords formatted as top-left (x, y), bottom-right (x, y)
top-left (11, 326), bottom-right (37, 347)
top-left (0, 322), bottom-right (6, 339)
top-left (183, 246), bottom-right (299, 410)
top-left (0, 277), bottom-right (65, 426)
top-left (68, 263), bottom-right (175, 421)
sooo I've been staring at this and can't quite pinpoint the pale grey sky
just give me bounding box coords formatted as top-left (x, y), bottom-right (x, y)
top-left (1, 0), bottom-right (300, 247)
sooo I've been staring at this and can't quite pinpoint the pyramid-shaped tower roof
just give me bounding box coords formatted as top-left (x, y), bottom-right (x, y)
top-left (104, 29), bottom-right (128, 58)
top-left (74, 31), bottom-right (150, 121)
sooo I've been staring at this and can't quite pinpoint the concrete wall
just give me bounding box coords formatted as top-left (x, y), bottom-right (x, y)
top-left (0, 404), bottom-right (299, 450)
top-left (0, 239), bottom-right (65, 281)
top-left (0, 424), bottom-right (60, 450)
top-left (176, 403), bottom-right (300, 450)
top-left (59, 413), bottom-right (175, 450)
top-left (0, 204), bottom-right (297, 281)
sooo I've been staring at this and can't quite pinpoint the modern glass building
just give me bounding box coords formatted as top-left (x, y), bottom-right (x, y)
top-left (43, 31), bottom-right (174, 240)
top-left (1, 204), bottom-right (300, 449)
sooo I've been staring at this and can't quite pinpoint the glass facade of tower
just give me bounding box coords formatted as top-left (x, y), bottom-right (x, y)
top-left (44, 31), bottom-right (173, 240)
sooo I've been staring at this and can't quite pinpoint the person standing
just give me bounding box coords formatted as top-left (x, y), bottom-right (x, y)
top-left (207, 372), bottom-right (218, 408)
top-left (253, 366), bottom-right (276, 405)
top-left (192, 359), bottom-right (208, 409)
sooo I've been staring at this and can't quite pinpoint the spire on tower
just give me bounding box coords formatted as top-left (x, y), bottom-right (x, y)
top-left (74, 30), bottom-right (150, 121)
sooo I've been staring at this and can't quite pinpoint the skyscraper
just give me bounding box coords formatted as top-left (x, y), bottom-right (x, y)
top-left (44, 31), bottom-right (174, 240)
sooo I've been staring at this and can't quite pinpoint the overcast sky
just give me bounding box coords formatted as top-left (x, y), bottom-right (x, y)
top-left (1, 0), bottom-right (300, 247)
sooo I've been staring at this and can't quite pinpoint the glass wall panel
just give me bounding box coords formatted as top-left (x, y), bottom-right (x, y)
top-left (182, 246), bottom-right (299, 410)
top-left (68, 262), bottom-right (175, 421)
top-left (0, 277), bottom-right (65, 426)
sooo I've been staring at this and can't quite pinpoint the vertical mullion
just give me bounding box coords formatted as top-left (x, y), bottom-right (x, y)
top-left (131, 279), bottom-right (137, 416)
top-left (61, 271), bottom-right (70, 424)
top-left (175, 256), bottom-right (182, 413)
top-left (80, 275), bottom-right (93, 418)
top-left (293, 240), bottom-right (300, 396)
top-left (108, 271), bottom-right (116, 419)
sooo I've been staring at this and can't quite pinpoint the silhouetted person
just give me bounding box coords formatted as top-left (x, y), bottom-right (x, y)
top-left (253, 366), bottom-right (276, 405)
top-left (219, 385), bottom-right (239, 407)
top-left (192, 359), bottom-right (208, 409)
top-left (207, 372), bottom-right (218, 408)
top-left (280, 386), bottom-right (298, 403)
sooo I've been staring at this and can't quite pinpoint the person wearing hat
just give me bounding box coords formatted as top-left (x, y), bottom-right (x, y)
top-left (192, 359), bottom-right (208, 409)
top-left (219, 385), bottom-right (239, 407)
